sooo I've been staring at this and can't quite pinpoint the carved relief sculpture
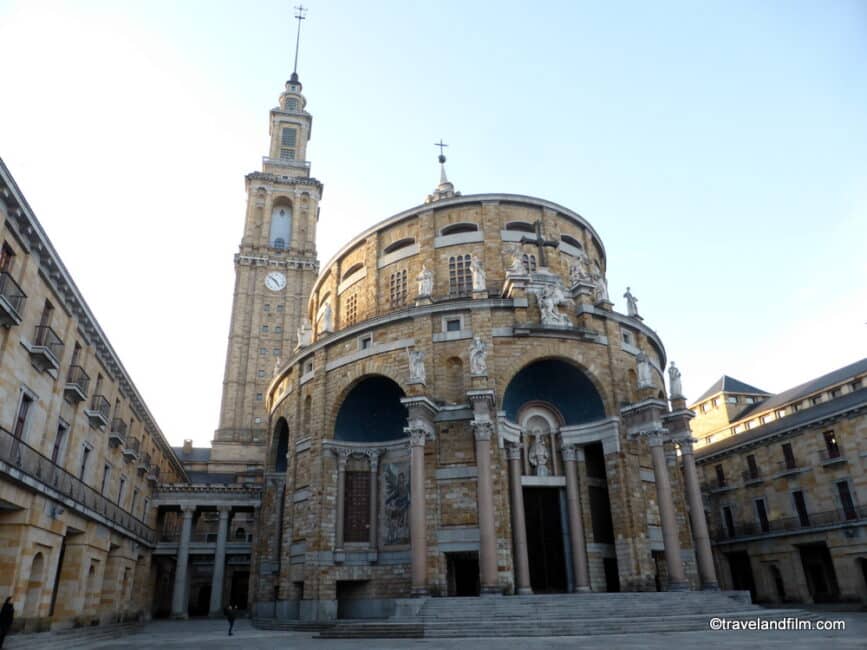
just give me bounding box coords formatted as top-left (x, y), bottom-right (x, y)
top-left (407, 349), bottom-right (426, 384)
top-left (383, 463), bottom-right (410, 545)
top-left (535, 283), bottom-right (573, 327)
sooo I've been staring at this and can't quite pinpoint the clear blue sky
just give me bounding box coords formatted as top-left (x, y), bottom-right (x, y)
top-left (1, 1), bottom-right (865, 445)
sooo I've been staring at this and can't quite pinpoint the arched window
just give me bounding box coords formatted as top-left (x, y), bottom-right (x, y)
top-left (383, 238), bottom-right (415, 255)
top-left (269, 204), bottom-right (292, 249)
top-left (561, 235), bottom-right (583, 249)
top-left (505, 221), bottom-right (535, 233)
top-left (522, 253), bottom-right (537, 273)
top-left (448, 254), bottom-right (472, 297)
top-left (273, 418), bottom-right (289, 473)
top-left (441, 222), bottom-right (479, 236)
top-left (334, 376), bottom-right (407, 442)
top-left (280, 127), bottom-right (297, 160)
top-left (341, 263), bottom-right (364, 281)
top-left (235, 527), bottom-right (247, 541)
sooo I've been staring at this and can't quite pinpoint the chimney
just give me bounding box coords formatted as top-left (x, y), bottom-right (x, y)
top-left (183, 439), bottom-right (193, 454)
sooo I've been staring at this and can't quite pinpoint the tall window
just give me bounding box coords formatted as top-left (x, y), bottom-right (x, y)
top-left (448, 254), bottom-right (472, 297)
top-left (782, 443), bottom-right (796, 469)
top-left (746, 454), bottom-right (758, 480)
top-left (755, 498), bottom-right (769, 532)
top-left (344, 471), bottom-right (371, 543)
top-left (79, 445), bottom-right (92, 480)
top-left (101, 464), bottom-right (111, 494)
top-left (837, 481), bottom-right (857, 520)
top-left (823, 430), bottom-right (840, 458)
top-left (280, 127), bottom-right (297, 160)
top-left (284, 97), bottom-right (298, 111)
top-left (51, 420), bottom-right (69, 463)
top-left (130, 489), bottom-right (139, 517)
top-left (389, 270), bottom-right (407, 307)
top-left (143, 497), bottom-right (150, 520)
top-left (522, 253), bottom-right (537, 273)
top-left (792, 490), bottom-right (809, 527)
top-left (722, 506), bottom-right (735, 537)
top-left (345, 293), bottom-right (358, 325)
top-left (117, 476), bottom-right (127, 506)
top-left (269, 204), bottom-right (292, 249)
top-left (0, 242), bottom-right (15, 272)
top-left (714, 464), bottom-right (726, 488)
top-left (13, 392), bottom-right (34, 440)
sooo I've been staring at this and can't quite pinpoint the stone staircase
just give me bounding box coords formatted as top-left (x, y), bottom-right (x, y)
top-left (317, 591), bottom-right (820, 639)
top-left (4, 621), bottom-right (142, 649)
top-left (253, 618), bottom-right (335, 633)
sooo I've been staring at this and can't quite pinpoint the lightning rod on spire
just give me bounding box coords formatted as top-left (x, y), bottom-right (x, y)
top-left (292, 5), bottom-right (307, 75)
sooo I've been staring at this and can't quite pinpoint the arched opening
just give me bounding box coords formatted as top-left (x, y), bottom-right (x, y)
top-left (503, 358), bottom-right (605, 425)
top-left (273, 417), bottom-right (289, 473)
top-left (505, 221), bottom-right (535, 233)
top-left (383, 238), bottom-right (415, 255)
top-left (235, 527), bottom-right (247, 541)
top-left (334, 376), bottom-right (407, 442)
top-left (23, 552), bottom-right (45, 620)
top-left (560, 235), bottom-right (583, 249)
top-left (441, 222), bottom-right (479, 236)
top-left (269, 201), bottom-right (292, 249)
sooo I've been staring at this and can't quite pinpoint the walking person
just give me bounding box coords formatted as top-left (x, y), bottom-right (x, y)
top-left (223, 603), bottom-right (237, 636)
top-left (0, 597), bottom-right (14, 649)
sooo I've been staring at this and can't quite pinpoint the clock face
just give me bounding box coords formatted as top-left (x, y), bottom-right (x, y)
top-left (265, 271), bottom-right (286, 292)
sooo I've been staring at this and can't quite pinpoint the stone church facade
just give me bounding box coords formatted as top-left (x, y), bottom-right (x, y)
top-left (247, 74), bottom-right (719, 621)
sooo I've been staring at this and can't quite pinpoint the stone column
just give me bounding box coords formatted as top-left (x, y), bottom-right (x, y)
top-left (209, 506), bottom-right (231, 616)
top-left (679, 438), bottom-right (719, 589)
top-left (506, 444), bottom-right (532, 595)
top-left (171, 505), bottom-right (195, 618)
top-left (562, 445), bottom-right (591, 592)
top-left (367, 449), bottom-right (382, 560)
top-left (409, 429), bottom-right (428, 596)
top-left (649, 432), bottom-right (688, 590)
top-left (334, 450), bottom-right (348, 554)
top-left (473, 421), bottom-right (499, 595)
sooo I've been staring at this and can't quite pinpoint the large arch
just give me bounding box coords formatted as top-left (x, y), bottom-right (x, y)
top-left (22, 551), bottom-right (45, 619)
top-left (272, 417), bottom-right (289, 473)
top-left (334, 375), bottom-right (407, 442)
top-left (503, 358), bottom-right (605, 425)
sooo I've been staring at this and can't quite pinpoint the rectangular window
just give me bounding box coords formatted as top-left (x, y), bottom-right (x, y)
top-left (276, 304), bottom-right (284, 312)
top-left (264, 304), bottom-right (271, 312)
top-left (280, 148), bottom-right (296, 160)
top-left (51, 420), bottom-right (69, 463)
top-left (701, 402), bottom-right (710, 413)
top-left (345, 293), bottom-right (358, 326)
top-left (389, 269), bottom-right (408, 307)
top-left (793, 490), bottom-right (809, 527)
top-left (257, 369), bottom-right (265, 378)
top-left (712, 398), bottom-right (720, 408)
top-left (448, 254), bottom-right (472, 297)
top-left (13, 392), bottom-right (34, 440)
top-left (343, 471), bottom-right (371, 543)
top-left (131, 488), bottom-right (139, 515)
top-left (722, 506), bottom-right (735, 538)
top-left (260, 347), bottom-right (267, 356)
top-left (79, 445), bottom-right (91, 480)
top-left (262, 325), bottom-right (269, 333)
top-left (726, 396), bottom-right (738, 404)
top-left (272, 348), bottom-right (280, 356)
top-left (445, 318), bottom-right (461, 332)
top-left (837, 481), bottom-right (857, 520)
top-left (0, 241), bottom-right (15, 272)
top-left (274, 326), bottom-right (282, 334)
top-left (830, 388), bottom-right (841, 399)
top-left (117, 475), bottom-right (127, 506)
top-left (823, 430), bottom-right (840, 458)
top-left (746, 454), bottom-right (758, 480)
top-left (755, 499), bottom-right (769, 532)
top-left (715, 464), bottom-right (726, 488)
top-left (359, 335), bottom-right (372, 350)
top-left (256, 393), bottom-right (263, 401)
top-left (782, 443), bottom-right (796, 470)
top-left (101, 464), bottom-right (111, 494)
top-left (281, 127), bottom-right (297, 147)
top-left (142, 497), bottom-right (150, 520)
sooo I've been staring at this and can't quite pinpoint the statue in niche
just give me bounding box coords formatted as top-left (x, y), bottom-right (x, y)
top-left (624, 286), bottom-right (640, 317)
top-left (590, 261), bottom-right (609, 303)
top-left (383, 463), bottom-right (410, 545)
top-left (321, 302), bottom-right (334, 332)
top-left (417, 264), bottom-right (433, 297)
top-left (296, 319), bottom-right (312, 348)
top-left (408, 348), bottom-right (426, 384)
top-left (506, 245), bottom-right (526, 275)
top-left (637, 351), bottom-right (654, 389)
top-left (536, 283), bottom-right (573, 326)
top-left (569, 252), bottom-right (593, 286)
top-left (528, 431), bottom-right (551, 476)
top-left (470, 255), bottom-right (486, 292)
top-left (469, 336), bottom-right (487, 375)
top-left (669, 362), bottom-right (683, 398)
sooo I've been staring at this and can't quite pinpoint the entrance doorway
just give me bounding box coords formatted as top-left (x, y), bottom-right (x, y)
top-left (445, 552), bottom-right (480, 596)
top-left (523, 487), bottom-right (567, 593)
top-left (230, 570), bottom-right (249, 609)
top-left (798, 544), bottom-right (839, 602)
top-left (726, 551), bottom-right (756, 601)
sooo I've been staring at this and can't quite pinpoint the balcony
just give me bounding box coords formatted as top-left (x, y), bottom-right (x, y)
top-left (137, 452), bottom-right (151, 475)
top-left (84, 395), bottom-right (111, 429)
top-left (741, 469), bottom-right (763, 486)
top-left (818, 448), bottom-right (847, 467)
top-left (63, 365), bottom-right (90, 405)
top-left (29, 325), bottom-right (63, 373)
top-left (122, 436), bottom-right (140, 463)
top-left (713, 504), bottom-right (867, 542)
top-left (0, 272), bottom-right (26, 327)
top-left (776, 460), bottom-right (802, 477)
top-left (0, 425), bottom-right (155, 544)
top-left (146, 464), bottom-right (161, 485)
top-left (108, 418), bottom-right (127, 448)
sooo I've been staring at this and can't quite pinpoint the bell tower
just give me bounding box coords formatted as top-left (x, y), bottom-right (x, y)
top-left (213, 6), bottom-right (321, 464)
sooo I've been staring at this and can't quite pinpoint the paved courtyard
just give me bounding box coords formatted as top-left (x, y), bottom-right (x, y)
top-left (71, 611), bottom-right (867, 650)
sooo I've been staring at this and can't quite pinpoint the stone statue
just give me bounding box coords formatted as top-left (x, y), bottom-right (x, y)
top-left (321, 302), bottom-right (334, 332)
top-left (408, 349), bottom-right (426, 384)
top-left (528, 432), bottom-right (550, 477)
top-left (506, 246), bottom-right (525, 275)
top-left (296, 319), bottom-right (312, 348)
top-left (624, 286), bottom-right (639, 317)
top-left (636, 351), bottom-right (654, 389)
top-left (669, 362), bottom-right (683, 398)
top-left (569, 252), bottom-right (592, 286)
top-left (470, 255), bottom-right (486, 292)
top-left (536, 283), bottom-right (572, 326)
top-left (469, 336), bottom-right (487, 375)
top-left (417, 264), bottom-right (433, 297)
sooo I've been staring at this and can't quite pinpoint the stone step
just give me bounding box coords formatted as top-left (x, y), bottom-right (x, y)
top-left (253, 618), bottom-right (334, 632)
top-left (4, 622), bottom-right (142, 649)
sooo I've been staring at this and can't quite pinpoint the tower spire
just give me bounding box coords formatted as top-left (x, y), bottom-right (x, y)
top-left (426, 139), bottom-right (460, 204)
top-left (291, 5), bottom-right (307, 80)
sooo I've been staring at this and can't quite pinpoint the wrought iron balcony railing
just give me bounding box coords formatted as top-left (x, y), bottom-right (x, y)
top-left (0, 425), bottom-right (155, 544)
top-left (122, 436), bottom-right (140, 462)
top-left (713, 504), bottom-right (867, 542)
top-left (0, 271), bottom-right (26, 327)
top-left (85, 394), bottom-right (111, 429)
top-left (30, 325), bottom-right (63, 372)
top-left (63, 365), bottom-right (90, 404)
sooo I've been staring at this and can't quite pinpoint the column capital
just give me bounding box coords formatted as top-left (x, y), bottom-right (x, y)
top-left (408, 428), bottom-right (427, 447)
top-left (631, 428), bottom-right (667, 447)
top-left (472, 420), bottom-right (494, 442)
top-left (405, 414), bottom-right (435, 444)
top-left (505, 444), bottom-right (522, 461)
top-left (561, 444), bottom-right (578, 462)
top-left (180, 505), bottom-right (196, 516)
top-left (674, 435), bottom-right (696, 454)
top-left (217, 506), bottom-right (231, 517)
top-left (365, 447), bottom-right (383, 470)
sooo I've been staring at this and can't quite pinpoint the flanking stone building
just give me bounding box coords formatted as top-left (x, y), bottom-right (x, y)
top-left (0, 159), bottom-right (187, 631)
top-left (245, 70), bottom-right (721, 622)
top-left (693, 359), bottom-right (867, 605)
